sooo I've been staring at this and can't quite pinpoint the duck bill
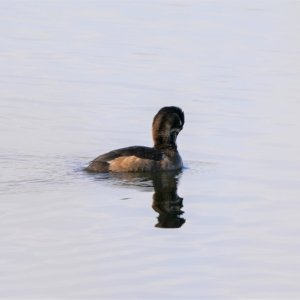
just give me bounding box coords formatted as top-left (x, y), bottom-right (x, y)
top-left (169, 131), bottom-right (178, 146)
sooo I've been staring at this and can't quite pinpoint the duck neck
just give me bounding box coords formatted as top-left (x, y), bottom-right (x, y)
top-left (153, 131), bottom-right (178, 152)
top-left (154, 142), bottom-right (177, 152)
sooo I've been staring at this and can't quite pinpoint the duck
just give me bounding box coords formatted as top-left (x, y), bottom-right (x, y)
top-left (86, 106), bottom-right (184, 172)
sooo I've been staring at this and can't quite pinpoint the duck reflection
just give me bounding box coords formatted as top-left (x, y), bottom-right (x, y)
top-left (93, 170), bottom-right (185, 228)
top-left (151, 171), bottom-right (185, 228)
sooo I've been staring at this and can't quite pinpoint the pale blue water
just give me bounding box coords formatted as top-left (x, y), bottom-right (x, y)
top-left (1, 0), bottom-right (300, 298)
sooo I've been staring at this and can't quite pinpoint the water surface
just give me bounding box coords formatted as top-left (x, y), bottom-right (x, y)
top-left (1, 0), bottom-right (300, 298)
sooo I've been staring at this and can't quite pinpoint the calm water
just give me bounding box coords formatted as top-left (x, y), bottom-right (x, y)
top-left (1, 0), bottom-right (300, 298)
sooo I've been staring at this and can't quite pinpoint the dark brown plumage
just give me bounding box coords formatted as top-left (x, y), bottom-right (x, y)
top-left (86, 106), bottom-right (184, 172)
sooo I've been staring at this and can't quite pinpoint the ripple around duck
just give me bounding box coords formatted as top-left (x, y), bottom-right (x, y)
top-left (0, 154), bottom-right (90, 195)
top-left (183, 160), bottom-right (216, 174)
top-left (84, 169), bottom-right (182, 193)
top-left (0, 152), bottom-right (195, 195)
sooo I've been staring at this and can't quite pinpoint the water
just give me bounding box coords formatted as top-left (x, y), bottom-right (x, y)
top-left (1, 0), bottom-right (300, 298)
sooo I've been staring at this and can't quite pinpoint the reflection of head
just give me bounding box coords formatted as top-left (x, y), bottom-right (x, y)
top-left (152, 171), bottom-right (185, 229)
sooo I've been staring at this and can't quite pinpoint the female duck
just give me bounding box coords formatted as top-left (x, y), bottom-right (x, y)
top-left (86, 106), bottom-right (184, 172)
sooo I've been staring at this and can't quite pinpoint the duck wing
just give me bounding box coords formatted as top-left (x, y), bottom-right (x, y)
top-left (91, 146), bottom-right (163, 163)
top-left (86, 146), bottom-right (164, 172)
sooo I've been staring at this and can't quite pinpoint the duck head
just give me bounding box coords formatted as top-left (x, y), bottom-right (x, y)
top-left (152, 106), bottom-right (184, 150)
